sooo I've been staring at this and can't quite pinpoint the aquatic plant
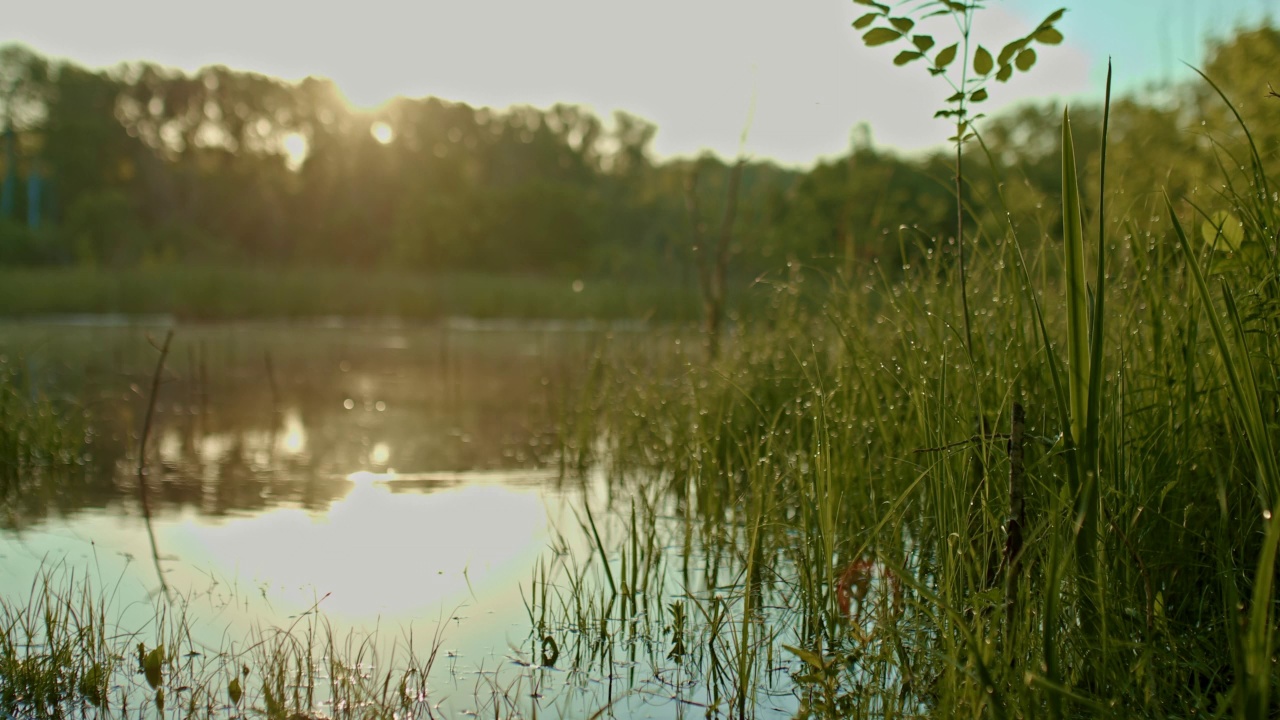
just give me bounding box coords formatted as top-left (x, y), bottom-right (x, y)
top-left (0, 364), bottom-right (91, 528)
top-left (0, 564), bottom-right (454, 719)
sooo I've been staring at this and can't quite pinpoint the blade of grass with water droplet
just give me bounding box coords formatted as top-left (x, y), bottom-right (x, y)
top-left (1167, 196), bottom-right (1276, 501)
top-left (1062, 102), bottom-right (1106, 651)
top-left (1168, 193), bottom-right (1278, 715)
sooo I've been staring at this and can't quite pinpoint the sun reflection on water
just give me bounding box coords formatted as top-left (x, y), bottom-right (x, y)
top-left (0, 321), bottom-right (600, 715)
top-left (369, 441), bottom-right (390, 466)
top-left (185, 472), bottom-right (548, 621)
top-left (277, 409), bottom-right (308, 456)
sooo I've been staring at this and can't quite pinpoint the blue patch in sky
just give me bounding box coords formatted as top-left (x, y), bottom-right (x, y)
top-left (1016, 0), bottom-right (1277, 93)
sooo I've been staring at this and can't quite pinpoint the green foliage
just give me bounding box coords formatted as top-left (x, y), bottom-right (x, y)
top-left (851, 1), bottom-right (1066, 139)
top-left (0, 219), bottom-right (67, 265)
top-left (62, 189), bottom-right (142, 266)
top-left (765, 142), bottom-right (957, 272)
top-left (141, 644), bottom-right (164, 689)
top-left (0, 24), bottom-right (1275, 308)
top-left (850, 1), bottom-right (1066, 356)
top-left (0, 364), bottom-right (88, 522)
top-left (0, 265), bottom-right (710, 321)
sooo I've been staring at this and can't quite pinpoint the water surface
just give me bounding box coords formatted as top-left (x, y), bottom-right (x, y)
top-left (0, 321), bottom-right (595, 714)
top-left (0, 320), bottom-right (806, 719)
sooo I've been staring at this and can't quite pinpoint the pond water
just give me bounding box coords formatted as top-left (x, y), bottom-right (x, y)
top-left (0, 320), bottom-right (811, 719)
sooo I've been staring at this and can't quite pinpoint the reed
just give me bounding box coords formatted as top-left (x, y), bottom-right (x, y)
top-left (542, 64), bottom-right (1280, 717)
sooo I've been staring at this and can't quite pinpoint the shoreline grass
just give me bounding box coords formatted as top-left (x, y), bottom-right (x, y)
top-left (540, 92), bottom-right (1280, 717)
top-left (0, 265), bottom-right (728, 323)
top-left (0, 564), bottom-right (456, 720)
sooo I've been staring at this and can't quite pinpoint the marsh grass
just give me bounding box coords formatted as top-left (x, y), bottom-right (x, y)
top-left (0, 365), bottom-right (92, 529)
top-left (0, 563), bottom-right (458, 719)
top-left (540, 81), bottom-right (1280, 717)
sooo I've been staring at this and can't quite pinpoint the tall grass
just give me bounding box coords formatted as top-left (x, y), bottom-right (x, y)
top-left (0, 564), bottom-right (453, 719)
top-left (545, 71), bottom-right (1280, 717)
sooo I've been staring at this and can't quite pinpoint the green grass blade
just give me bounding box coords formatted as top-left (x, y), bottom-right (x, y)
top-left (1062, 106), bottom-right (1102, 646)
top-left (1221, 284), bottom-right (1280, 493)
top-left (1166, 195), bottom-right (1276, 501)
top-left (1167, 193), bottom-right (1279, 717)
top-left (1026, 674), bottom-right (1108, 715)
top-left (1061, 107), bottom-right (1089, 453)
top-left (1009, 241), bottom-right (1072, 469)
top-left (1222, 282), bottom-right (1280, 720)
top-left (1079, 63), bottom-right (1113, 669)
top-left (1186, 63), bottom-right (1272, 202)
top-left (1042, 539), bottom-right (1065, 720)
top-left (1244, 519), bottom-right (1280, 719)
top-left (1085, 62), bottom-right (1111, 465)
top-left (581, 498), bottom-right (617, 596)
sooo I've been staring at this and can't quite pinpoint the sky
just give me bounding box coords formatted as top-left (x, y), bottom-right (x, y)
top-left (5, 0), bottom-right (1278, 167)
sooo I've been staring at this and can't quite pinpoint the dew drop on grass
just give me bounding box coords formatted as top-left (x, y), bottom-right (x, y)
top-left (1264, 509), bottom-right (1273, 521)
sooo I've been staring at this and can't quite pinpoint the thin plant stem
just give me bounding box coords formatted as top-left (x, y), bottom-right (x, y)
top-left (136, 329), bottom-right (174, 598)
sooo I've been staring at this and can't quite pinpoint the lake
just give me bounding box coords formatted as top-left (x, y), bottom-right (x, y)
top-left (0, 319), bottom-right (811, 719)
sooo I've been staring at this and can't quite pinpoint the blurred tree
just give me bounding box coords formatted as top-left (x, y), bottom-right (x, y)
top-left (767, 144), bottom-right (954, 275)
top-left (63, 188), bottom-right (140, 266)
top-left (1199, 25), bottom-right (1280, 170)
top-left (0, 25), bottom-right (1274, 297)
top-left (0, 45), bottom-right (50, 132)
top-left (42, 65), bottom-right (139, 225)
top-left (685, 153), bottom-right (742, 358)
top-left (0, 46), bottom-right (51, 223)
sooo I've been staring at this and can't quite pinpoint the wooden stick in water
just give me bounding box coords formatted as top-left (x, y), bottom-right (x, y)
top-left (137, 329), bottom-right (174, 597)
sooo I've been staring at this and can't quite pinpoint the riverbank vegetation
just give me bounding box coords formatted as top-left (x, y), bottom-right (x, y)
top-left (0, 265), bottom-right (710, 321)
top-left (541, 17), bottom-right (1280, 719)
top-left (2, 9), bottom-right (1280, 720)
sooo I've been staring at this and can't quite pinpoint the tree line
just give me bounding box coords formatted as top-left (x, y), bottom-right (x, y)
top-left (0, 25), bottom-right (1276, 280)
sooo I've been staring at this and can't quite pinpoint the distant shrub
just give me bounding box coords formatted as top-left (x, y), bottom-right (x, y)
top-left (0, 219), bottom-right (72, 266)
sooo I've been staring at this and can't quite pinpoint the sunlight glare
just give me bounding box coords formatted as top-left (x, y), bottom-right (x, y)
top-left (370, 121), bottom-right (394, 145)
top-left (370, 441), bottom-right (391, 466)
top-left (199, 433), bottom-right (232, 464)
top-left (186, 480), bottom-right (549, 619)
top-left (282, 132), bottom-right (309, 171)
top-left (158, 428), bottom-right (182, 463)
top-left (277, 409), bottom-right (307, 456)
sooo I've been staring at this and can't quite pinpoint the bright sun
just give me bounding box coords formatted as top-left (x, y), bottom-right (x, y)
top-left (282, 132), bottom-right (309, 171)
top-left (370, 121), bottom-right (394, 145)
top-left (279, 117), bottom-right (392, 173)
